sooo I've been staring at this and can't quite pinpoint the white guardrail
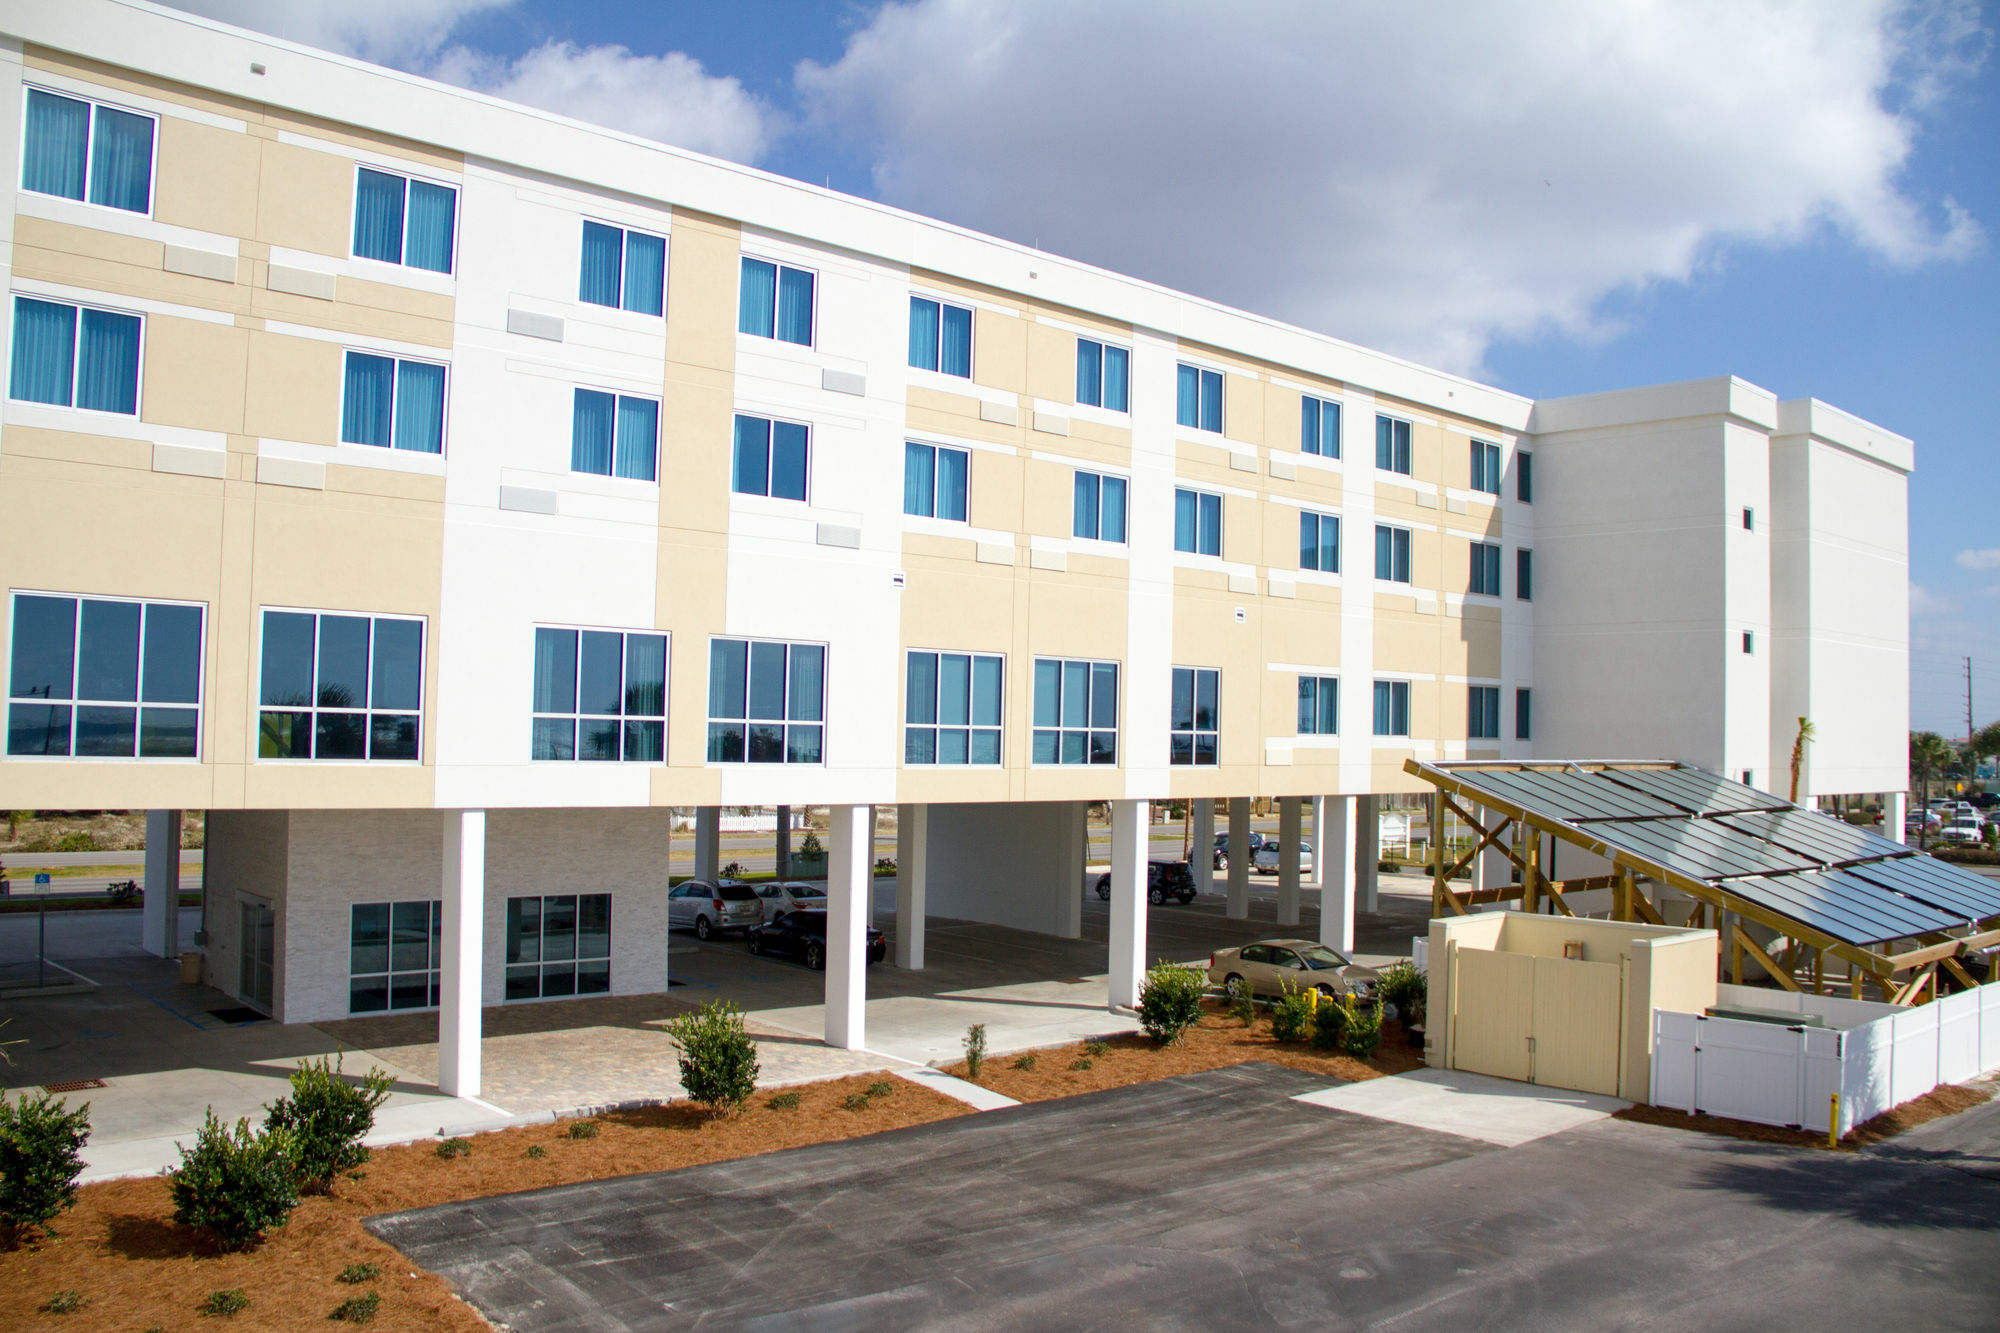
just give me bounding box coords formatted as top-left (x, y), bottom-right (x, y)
top-left (1652, 983), bottom-right (2000, 1136)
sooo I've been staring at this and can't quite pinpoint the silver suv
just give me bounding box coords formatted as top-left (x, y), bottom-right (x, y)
top-left (668, 880), bottom-right (764, 939)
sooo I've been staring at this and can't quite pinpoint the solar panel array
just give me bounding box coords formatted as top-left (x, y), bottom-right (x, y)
top-left (1433, 761), bottom-right (2000, 949)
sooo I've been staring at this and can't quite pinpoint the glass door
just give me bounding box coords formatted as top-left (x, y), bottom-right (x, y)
top-left (238, 899), bottom-right (274, 1013)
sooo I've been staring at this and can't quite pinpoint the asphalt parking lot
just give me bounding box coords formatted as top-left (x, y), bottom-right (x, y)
top-left (371, 1064), bottom-right (2000, 1330)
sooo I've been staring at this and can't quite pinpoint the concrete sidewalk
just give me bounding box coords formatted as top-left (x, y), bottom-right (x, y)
top-left (1293, 1066), bottom-right (1629, 1146)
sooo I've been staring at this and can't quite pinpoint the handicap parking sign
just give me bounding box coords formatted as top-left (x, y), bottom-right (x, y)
top-left (34, 872), bottom-right (50, 885)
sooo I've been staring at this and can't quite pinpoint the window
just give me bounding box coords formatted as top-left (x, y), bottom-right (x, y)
top-left (732, 414), bottom-right (809, 501)
top-left (21, 88), bottom-right (154, 214)
top-left (1300, 395), bottom-right (1341, 458)
top-left (1743, 631), bottom-right (1754, 654)
top-left (571, 389), bottom-right (657, 481)
top-left (1073, 470), bottom-right (1128, 543)
top-left (1171, 666), bottom-right (1219, 765)
top-left (1299, 511), bottom-right (1340, 573)
top-left (1375, 415), bottom-right (1412, 474)
top-left (738, 257), bottom-right (814, 345)
top-left (904, 442), bottom-right (968, 521)
top-left (348, 900), bottom-right (440, 1013)
top-left (1373, 680), bottom-right (1410, 737)
top-left (1516, 687), bottom-right (1531, 741)
top-left (1176, 363), bottom-right (1222, 433)
top-left (1076, 339), bottom-right (1129, 411)
top-left (1297, 675), bottom-right (1338, 736)
top-left (908, 296), bottom-right (971, 377)
top-left (1517, 548), bottom-right (1533, 601)
top-left (257, 610), bottom-right (423, 761)
top-left (351, 166), bottom-right (456, 274)
top-left (1518, 451), bottom-right (1533, 503)
top-left (1468, 685), bottom-right (1500, 740)
top-left (578, 220), bottom-right (665, 316)
top-left (1032, 657), bottom-right (1117, 765)
top-left (1742, 770), bottom-right (1755, 787)
top-left (341, 351), bottom-right (445, 454)
top-left (1469, 541), bottom-right (1501, 596)
top-left (9, 296), bottom-right (141, 415)
top-left (7, 593), bottom-right (202, 758)
top-left (531, 627), bottom-right (667, 761)
top-left (707, 638), bottom-right (824, 763)
top-left (1375, 524), bottom-right (1412, 583)
top-left (1470, 440), bottom-right (1501, 495)
top-left (1174, 488), bottom-right (1222, 556)
top-left (906, 650), bottom-right (1002, 764)
top-left (1743, 507), bottom-right (1755, 531)
top-left (505, 893), bottom-right (611, 999)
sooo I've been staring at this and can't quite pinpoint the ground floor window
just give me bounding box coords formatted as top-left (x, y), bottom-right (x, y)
top-left (506, 893), bottom-right (610, 999)
top-left (349, 899), bottom-right (440, 1013)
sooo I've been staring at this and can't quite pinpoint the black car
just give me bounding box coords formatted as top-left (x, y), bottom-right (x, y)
top-left (1094, 860), bottom-right (1198, 905)
top-left (1213, 830), bottom-right (1268, 870)
top-left (745, 910), bottom-right (886, 970)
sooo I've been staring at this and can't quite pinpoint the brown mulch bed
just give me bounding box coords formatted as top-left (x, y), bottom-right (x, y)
top-left (1615, 1080), bottom-right (1994, 1151)
top-left (943, 1000), bottom-right (1428, 1100)
top-left (0, 1072), bottom-right (970, 1333)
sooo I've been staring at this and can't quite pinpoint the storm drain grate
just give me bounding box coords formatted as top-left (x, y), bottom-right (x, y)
top-left (42, 1078), bottom-right (106, 1093)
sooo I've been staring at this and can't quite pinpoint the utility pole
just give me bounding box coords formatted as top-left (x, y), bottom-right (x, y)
top-left (1969, 657), bottom-right (1979, 787)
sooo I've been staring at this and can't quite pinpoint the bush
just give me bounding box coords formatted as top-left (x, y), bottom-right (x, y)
top-left (1270, 986), bottom-right (1313, 1043)
top-left (865, 1080), bottom-right (894, 1098)
top-left (1083, 1040), bottom-right (1111, 1058)
top-left (766, 1091), bottom-right (801, 1111)
top-left (201, 1288), bottom-right (250, 1316)
top-left (841, 1093), bottom-right (871, 1111)
top-left (1377, 860), bottom-right (1401, 875)
top-left (566, 1120), bottom-right (599, 1140)
top-left (1136, 961), bottom-right (1206, 1045)
top-left (665, 1001), bottom-right (760, 1115)
top-left (330, 1291), bottom-right (382, 1324)
top-left (525, 1145), bottom-right (546, 1159)
top-left (721, 861), bottom-right (744, 878)
top-left (1343, 997), bottom-right (1384, 1060)
top-left (1309, 996), bottom-right (1349, 1052)
top-left (54, 831), bottom-right (96, 853)
top-left (41, 1290), bottom-right (83, 1314)
top-left (963, 1023), bottom-right (987, 1081)
top-left (169, 1112), bottom-right (298, 1251)
top-left (0, 1090), bottom-right (91, 1242)
top-left (435, 1138), bottom-right (470, 1160)
top-left (263, 1054), bottom-right (393, 1194)
top-left (1070, 1057), bottom-right (1093, 1071)
top-left (338, 1262), bottom-right (380, 1284)
top-left (1011, 1053), bottom-right (1038, 1071)
top-left (1228, 984), bottom-right (1257, 1027)
top-left (1374, 960), bottom-right (1427, 1028)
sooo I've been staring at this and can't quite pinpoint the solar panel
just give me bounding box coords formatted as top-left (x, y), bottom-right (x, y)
top-left (1727, 870), bottom-right (1966, 947)
top-left (1716, 808), bottom-right (1910, 867)
top-left (1842, 855), bottom-right (2000, 924)
top-left (1571, 817), bottom-right (1819, 882)
top-left (1597, 766), bottom-right (1788, 816)
top-left (1449, 767), bottom-right (1685, 823)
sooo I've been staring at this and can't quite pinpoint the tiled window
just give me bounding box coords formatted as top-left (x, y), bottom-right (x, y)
top-left (257, 610), bottom-right (423, 761)
top-left (905, 650), bottom-right (1002, 765)
top-left (1076, 338), bottom-right (1129, 411)
top-left (6, 593), bottom-right (202, 758)
top-left (348, 900), bottom-right (440, 1013)
top-left (1176, 363), bottom-right (1222, 433)
top-left (732, 414), bottom-right (809, 501)
top-left (909, 296), bottom-right (972, 377)
top-left (505, 893), bottom-right (611, 1000)
top-left (1072, 470), bottom-right (1128, 543)
top-left (1375, 415), bottom-right (1412, 474)
top-left (352, 166), bottom-right (456, 274)
top-left (1468, 685), bottom-right (1500, 739)
top-left (1517, 548), bottom-right (1534, 601)
top-left (1297, 674), bottom-right (1338, 737)
top-left (530, 627), bottom-right (667, 762)
top-left (1174, 488), bottom-right (1222, 556)
top-left (341, 351), bottom-right (446, 454)
top-left (1518, 451), bottom-right (1534, 503)
top-left (1171, 666), bottom-right (1219, 766)
top-left (1032, 657), bottom-right (1118, 765)
top-left (1300, 511), bottom-right (1340, 573)
top-left (1470, 440), bottom-right (1501, 495)
top-left (707, 638), bottom-right (824, 763)
top-left (571, 389), bottom-right (657, 481)
top-left (1375, 524), bottom-right (1412, 583)
top-left (904, 442), bottom-right (968, 521)
top-left (1373, 680), bottom-right (1410, 737)
top-left (9, 296), bottom-right (141, 415)
top-left (1301, 395), bottom-right (1341, 458)
top-left (578, 220), bottom-right (665, 316)
top-left (739, 256), bottom-right (814, 345)
top-left (21, 87), bottom-right (155, 213)
top-left (1516, 687), bottom-right (1532, 741)
top-left (1469, 541), bottom-right (1501, 596)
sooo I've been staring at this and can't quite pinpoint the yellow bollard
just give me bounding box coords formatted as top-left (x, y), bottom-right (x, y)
top-left (1306, 987), bottom-right (1318, 1017)
top-left (1828, 1092), bottom-right (1840, 1149)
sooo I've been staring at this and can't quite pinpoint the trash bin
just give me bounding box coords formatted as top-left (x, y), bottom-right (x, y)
top-left (180, 951), bottom-right (203, 985)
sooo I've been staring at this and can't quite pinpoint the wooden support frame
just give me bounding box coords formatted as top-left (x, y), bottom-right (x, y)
top-left (1733, 924), bottom-right (1801, 993)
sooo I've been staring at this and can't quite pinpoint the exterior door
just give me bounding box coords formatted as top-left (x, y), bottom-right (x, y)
top-left (238, 898), bottom-right (274, 1013)
top-left (1529, 956), bottom-right (1623, 1096)
top-left (1451, 946), bottom-right (1535, 1082)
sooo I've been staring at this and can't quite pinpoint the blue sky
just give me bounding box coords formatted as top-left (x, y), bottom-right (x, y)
top-left (174, 0), bottom-right (2000, 736)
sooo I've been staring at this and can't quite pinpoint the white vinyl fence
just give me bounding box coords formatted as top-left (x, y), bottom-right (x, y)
top-left (1653, 983), bottom-right (2000, 1136)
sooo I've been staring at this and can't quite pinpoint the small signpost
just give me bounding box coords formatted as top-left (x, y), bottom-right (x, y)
top-left (35, 872), bottom-right (51, 986)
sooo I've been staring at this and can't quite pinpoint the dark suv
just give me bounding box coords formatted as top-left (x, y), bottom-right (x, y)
top-left (1094, 860), bottom-right (1198, 905)
top-left (1213, 830), bottom-right (1267, 870)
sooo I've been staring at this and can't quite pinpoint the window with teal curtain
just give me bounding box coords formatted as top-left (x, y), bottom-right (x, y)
top-left (1072, 470), bottom-right (1099, 538)
top-left (341, 352), bottom-right (394, 447)
top-left (10, 297), bottom-right (78, 406)
top-left (939, 303), bottom-right (971, 377)
top-left (904, 441), bottom-right (935, 516)
top-left (76, 308), bottom-right (141, 414)
top-left (1076, 339), bottom-right (1102, 406)
top-left (1176, 363), bottom-right (1199, 428)
top-left (22, 89), bottom-right (88, 202)
top-left (404, 179), bottom-right (456, 274)
top-left (1174, 489), bottom-right (1219, 556)
top-left (770, 421), bottom-right (809, 500)
top-left (1174, 489), bottom-right (1196, 552)
top-left (394, 360), bottom-right (445, 453)
top-left (572, 389), bottom-right (615, 475)
top-left (579, 221), bottom-right (623, 307)
top-left (1100, 475), bottom-right (1126, 542)
top-left (1103, 345), bottom-right (1128, 411)
top-left (623, 232), bottom-right (664, 315)
top-left (88, 105), bottom-right (154, 213)
top-left (936, 446), bottom-right (967, 520)
top-left (738, 258), bottom-right (776, 336)
top-left (1301, 512), bottom-right (1340, 572)
top-left (352, 168), bottom-right (405, 264)
top-left (1302, 395), bottom-right (1340, 457)
top-left (1199, 369), bottom-right (1221, 432)
top-left (1375, 414), bottom-right (1411, 473)
top-left (776, 266), bottom-right (814, 345)
top-left (732, 414), bottom-right (769, 495)
top-left (614, 395), bottom-right (657, 481)
top-left (908, 297), bottom-right (939, 371)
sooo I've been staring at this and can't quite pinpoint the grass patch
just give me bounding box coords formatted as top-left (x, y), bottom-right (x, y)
top-left (565, 1121), bottom-right (599, 1140)
top-left (40, 1290), bottom-right (83, 1314)
top-left (1011, 1054), bottom-right (1038, 1071)
top-left (1070, 1057), bottom-right (1094, 1071)
top-left (765, 1091), bottom-right (802, 1111)
top-left (865, 1081), bottom-right (894, 1098)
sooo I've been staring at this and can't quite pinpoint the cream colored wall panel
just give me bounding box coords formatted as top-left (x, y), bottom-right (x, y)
top-left (1461, 614), bottom-right (1503, 678)
top-left (249, 492), bottom-right (443, 619)
top-left (325, 464), bottom-right (447, 503)
top-left (242, 764), bottom-right (435, 809)
top-left (156, 115), bottom-right (260, 239)
top-left (907, 386), bottom-right (1018, 448)
top-left (15, 215), bottom-right (162, 272)
top-left (1025, 319), bottom-right (1074, 405)
top-left (25, 46), bottom-right (256, 123)
top-left (143, 316), bottom-right (250, 435)
top-left (1022, 456), bottom-right (1076, 539)
top-left (243, 332), bottom-right (341, 445)
top-left (1221, 493), bottom-right (1258, 566)
top-left (0, 761), bottom-right (216, 810)
top-left (902, 558), bottom-right (1019, 650)
top-left (1223, 371), bottom-right (1262, 447)
top-left (966, 449), bottom-right (1024, 534)
top-left (1375, 613), bottom-right (1442, 675)
top-left (972, 306), bottom-right (1026, 393)
top-left (262, 107), bottom-right (462, 176)
top-left (895, 766), bottom-right (1014, 805)
top-left (0, 455), bottom-right (224, 598)
top-left (1024, 576), bottom-right (1126, 662)
top-left (328, 274), bottom-right (456, 348)
top-left (0, 426), bottom-right (150, 473)
top-left (1067, 416), bottom-right (1131, 449)
top-left (253, 139), bottom-right (355, 259)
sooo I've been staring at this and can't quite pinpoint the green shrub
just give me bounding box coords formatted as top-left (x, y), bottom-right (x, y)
top-left (1374, 960), bottom-right (1427, 1028)
top-left (1228, 985), bottom-right (1257, 1027)
top-left (263, 1054), bottom-right (392, 1195)
top-left (330, 1291), bottom-right (382, 1323)
top-left (963, 1023), bottom-right (987, 1082)
top-left (841, 1092), bottom-right (871, 1111)
top-left (1070, 1057), bottom-right (1093, 1071)
top-left (54, 831), bottom-right (96, 853)
top-left (169, 1112), bottom-right (298, 1251)
top-left (434, 1138), bottom-right (470, 1160)
top-left (524, 1145), bottom-right (546, 1159)
top-left (1343, 998), bottom-right (1385, 1060)
top-left (338, 1262), bottom-right (380, 1285)
top-left (201, 1288), bottom-right (250, 1316)
top-left (1083, 1039), bottom-right (1111, 1058)
top-left (665, 1000), bottom-right (760, 1115)
top-left (0, 1090), bottom-right (91, 1241)
top-left (1011, 1053), bottom-right (1038, 1071)
top-left (865, 1080), bottom-right (894, 1098)
top-left (765, 1091), bottom-right (801, 1111)
top-left (1137, 960), bottom-right (1206, 1045)
top-left (1270, 987), bottom-right (1313, 1043)
top-left (566, 1120), bottom-right (599, 1140)
top-left (1310, 996), bottom-right (1349, 1052)
top-left (41, 1290), bottom-right (83, 1314)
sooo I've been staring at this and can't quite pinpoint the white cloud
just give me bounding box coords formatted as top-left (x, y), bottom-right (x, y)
top-left (798, 0), bottom-right (1987, 374)
top-left (165, 0), bottom-right (515, 68)
top-left (1911, 582), bottom-right (1960, 617)
top-left (1954, 547), bottom-right (2000, 570)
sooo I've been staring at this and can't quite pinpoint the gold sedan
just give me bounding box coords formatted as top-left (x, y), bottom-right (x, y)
top-left (1207, 939), bottom-right (1378, 1002)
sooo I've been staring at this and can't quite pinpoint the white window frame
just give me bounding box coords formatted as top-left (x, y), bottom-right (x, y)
top-left (1468, 684), bottom-right (1500, 740)
top-left (7, 293), bottom-right (147, 417)
top-left (1470, 439), bottom-right (1502, 496)
top-left (1300, 509), bottom-right (1341, 574)
top-left (1297, 674), bottom-right (1339, 737)
top-left (577, 217), bottom-right (666, 316)
top-left (1468, 541), bottom-right (1502, 597)
top-left (1375, 523), bottom-right (1413, 584)
top-left (908, 293), bottom-right (974, 378)
top-left (503, 892), bottom-right (613, 1001)
top-left (4, 589), bottom-right (206, 762)
top-left (903, 648), bottom-right (1004, 766)
top-left (705, 636), bottom-right (828, 766)
top-left (904, 440), bottom-right (971, 522)
top-left (1170, 665), bottom-right (1220, 766)
top-left (738, 254), bottom-right (817, 349)
top-left (1075, 337), bottom-right (1131, 412)
top-left (254, 607), bottom-right (427, 764)
top-left (347, 162), bottom-right (460, 275)
top-left (1174, 486), bottom-right (1224, 557)
top-left (1072, 468), bottom-right (1130, 544)
top-left (18, 85), bottom-right (160, 218)
top-left (339, 348), bottom-right (450, 455)
top-left (1031, 656), bottom-right (1120, 767)
top-left (346, 898), bottom-right (442, 1015)
top-left (529, 624), bottom-right (670, 763)
top-left (1376, 413), bottom-right (1413, 475)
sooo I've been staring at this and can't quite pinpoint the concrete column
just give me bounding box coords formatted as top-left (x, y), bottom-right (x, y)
top-left (1226, 797), bottom-right (1251, 919)
top-left (1886, 792), bottom-right (1907, 846)
top-left (693, 806), bottom-right (721, 882)
top-left (142, 809), bottom-right (182, 959)
top-left (1107, 798), bottom-right (1147, 1011)
top-left (824, 804), bottom-right (870, 1051)
top-left (895, 804), bottom-right (927, 970)
top-left (775, 804), bottom-right (791, 879)
top-left (1192, 798), bottom-right (1216, 895)
top-left (1277, 797), bottom-right (1303, 927)
top-left (1357, 795), bottom-right (1380, 913)
top-left (1307, 796), bottom-right (1325, 888)
top-left (1058, 802), bottom-right (1085, 938)
top-left (439, 810), bottom-right (485, 1099)
top-left (1321, 796), bottom-right (1357, 952)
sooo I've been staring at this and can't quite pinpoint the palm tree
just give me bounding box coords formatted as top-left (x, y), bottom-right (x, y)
top-left (1969, 720), bottom-right (2000, 791)
top-left (1910, 731), bottom-right (1953, 848)
top-left (1788, 717), bottom-right (1815, 804)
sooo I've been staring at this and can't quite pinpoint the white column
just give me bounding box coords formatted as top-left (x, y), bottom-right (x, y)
top-left (1357, 795), bottom-right (1380, 913)
top-left (439, 810), bottom-right (485, 1099)
top-left (1321, 796), bottom-right (1357, 952)
top-left (895, 804), bottom-right (927, 970)
top-left (142, 809), bottom-right (181, 959)
top-left (1107, 798), bottom-right (1147, 1011)
top-left (1308, 796), bottom-right (1325, 889)
top-left (1886, 792), bottom-right (1907, 846)
top-left (1057, 802), bottom-right (1085, 938)
top-left (1226, 797), bottom-right (1251, 919)
top-left (824, 804), bottom-right (870, 1051)
top-left (775, 804), bottom-right (791, 879)
top-left (694, 806), bottom-right (721, 882)
top-left (1192, 798), bottom-right (1216, 895)
top-left (1277, 797), bottom-right (1302, 927)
